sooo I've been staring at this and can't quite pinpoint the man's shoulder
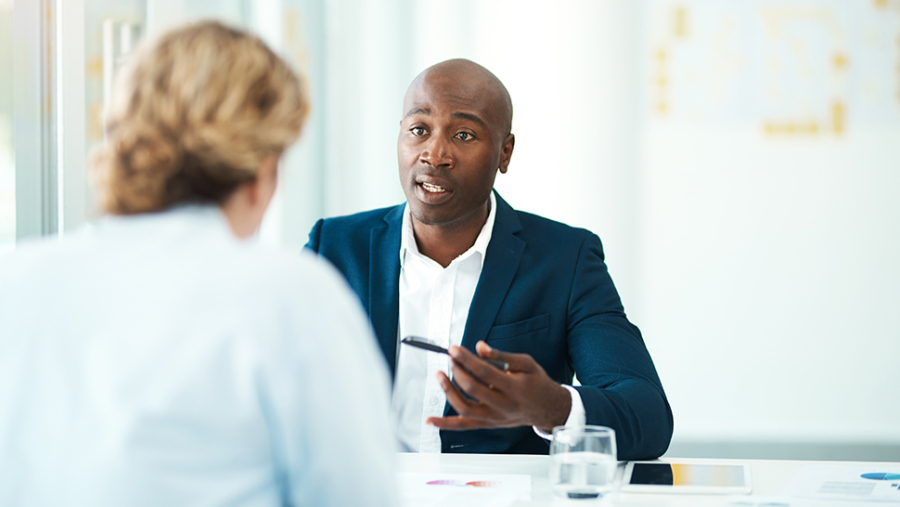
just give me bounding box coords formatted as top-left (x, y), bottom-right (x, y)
top-left (317, 204), bottom-right (403, 231)
top-left (517, 209), bottom-right (590, 234)
top-left (507, 206), bottom-right (596, 245)
top-left (306, 203), bottom-right (404, 256)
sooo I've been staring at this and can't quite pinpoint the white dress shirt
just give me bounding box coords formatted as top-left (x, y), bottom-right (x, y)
top-left (391, 193), bottom-right (585, 453)
top-left (0, 205), bottom-right (398, 507)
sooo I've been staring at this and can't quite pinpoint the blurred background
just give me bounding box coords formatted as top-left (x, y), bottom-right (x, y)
top-left (2, 0), bottom-right (898, 460)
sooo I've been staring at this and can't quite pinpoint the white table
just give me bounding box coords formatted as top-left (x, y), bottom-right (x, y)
top-left (396, 453), bottom-right (900, 506)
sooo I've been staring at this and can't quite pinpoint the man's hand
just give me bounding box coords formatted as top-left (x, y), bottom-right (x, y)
top-left (426, 341), bottom-right (572, 433)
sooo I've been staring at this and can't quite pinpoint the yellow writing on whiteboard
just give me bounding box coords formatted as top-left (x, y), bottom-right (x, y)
top-left (831, 101), bottom-right (846, 134)
top-left (674, 6), bottom-right (689, 39)
top-left (763, 121), bottom-right (822, 136)
top-left (654, 48), bottom-right (669, 116)
top-left (833, 53), bottom-right (849, 71)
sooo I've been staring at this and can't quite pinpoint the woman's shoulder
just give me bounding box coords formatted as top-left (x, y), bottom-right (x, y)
top-left (225, 242), bottom-right (357, 307)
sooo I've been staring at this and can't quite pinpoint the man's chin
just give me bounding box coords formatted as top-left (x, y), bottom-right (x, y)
top-left (408, 208), bottom-right (449, 227)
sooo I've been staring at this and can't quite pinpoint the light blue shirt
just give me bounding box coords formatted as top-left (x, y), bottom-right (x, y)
top-left (0, 206), bottom-right (398, 507)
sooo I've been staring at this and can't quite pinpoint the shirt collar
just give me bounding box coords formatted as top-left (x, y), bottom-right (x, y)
top-left (400, 191), bottom-right (497, 270)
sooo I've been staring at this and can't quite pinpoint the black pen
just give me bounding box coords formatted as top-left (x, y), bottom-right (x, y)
top-left (401, 336), bottom-right (509, 371)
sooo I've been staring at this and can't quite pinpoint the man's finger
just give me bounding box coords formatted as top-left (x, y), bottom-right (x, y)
top-left (475, 341), bottom-right (539, 373)
top-left (436, 371), bottom-right (489, 418)
top-left (436, 371), bottom-right (508, 423)
top-left (448, 360), bottom-right (506, 407)
top-left (448, 345), bottom-right (511, 389)
top-left (426, 415), bottom-right (493, 431)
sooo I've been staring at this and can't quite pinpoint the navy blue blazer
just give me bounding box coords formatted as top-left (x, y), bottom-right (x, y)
top-left (305, 192), bottom-right (673, 459)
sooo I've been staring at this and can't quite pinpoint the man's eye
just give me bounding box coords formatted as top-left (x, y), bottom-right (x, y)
top-left (456, 132), bottom-right (474, 141)
top-left (410, 127), bottom-right (426, 136)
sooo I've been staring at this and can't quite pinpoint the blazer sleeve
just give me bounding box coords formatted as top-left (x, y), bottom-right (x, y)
top-left (304, 219), bottom-right (325, 253)
top-left (566, 234), bottom-right (674, 460)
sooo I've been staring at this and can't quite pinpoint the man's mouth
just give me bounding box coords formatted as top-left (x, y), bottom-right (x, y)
top-left (420, 182), bottom-right (448, 194)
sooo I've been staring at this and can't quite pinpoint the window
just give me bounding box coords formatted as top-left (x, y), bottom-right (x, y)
top-left (2, 0), bottom-right (327, 251)
top-left (0, 0), bottom-right (13, 253)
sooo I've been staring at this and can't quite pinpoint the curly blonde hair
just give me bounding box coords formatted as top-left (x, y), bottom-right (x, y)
top-left (91, 20), bottom-right (309, 214)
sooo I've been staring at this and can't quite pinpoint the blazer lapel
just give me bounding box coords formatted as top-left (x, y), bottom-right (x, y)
top-left (459, 192), bottom-right (525, 353)
top-left (369, 205), bottom-right (404, 379)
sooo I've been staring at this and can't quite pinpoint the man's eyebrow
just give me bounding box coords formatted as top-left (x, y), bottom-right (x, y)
top-left (404, 107), bottom-right (430, 118)
top-left (451, 112), bottom-right (487, 127)
top-left (403, 108), bottom-right (488, 128)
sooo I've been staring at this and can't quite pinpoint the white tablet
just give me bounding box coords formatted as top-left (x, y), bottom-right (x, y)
top-left (621, 461), bottom-right (752, 495)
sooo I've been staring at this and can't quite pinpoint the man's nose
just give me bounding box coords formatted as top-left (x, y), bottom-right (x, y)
top-left (420, 135), bottom-right (454, 168)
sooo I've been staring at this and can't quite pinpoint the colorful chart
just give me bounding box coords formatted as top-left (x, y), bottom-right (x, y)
top-left (861, 473), bottom-right (900, 481)
top-left (425, 479), bottom-right (500, 487)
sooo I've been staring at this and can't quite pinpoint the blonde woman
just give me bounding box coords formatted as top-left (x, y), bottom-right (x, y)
top-left (0, 21), bottom-right (397, 507)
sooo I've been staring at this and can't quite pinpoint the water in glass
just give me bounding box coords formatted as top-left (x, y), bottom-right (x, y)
top-left (549, 425), bottom-right (616, 500)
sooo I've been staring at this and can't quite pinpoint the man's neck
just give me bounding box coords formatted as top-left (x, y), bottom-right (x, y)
top-left (411, 203), bottom-right (490, 268)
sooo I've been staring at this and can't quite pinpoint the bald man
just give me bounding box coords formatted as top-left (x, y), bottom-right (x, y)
top-left (305, 59), bottom-right (673, 459)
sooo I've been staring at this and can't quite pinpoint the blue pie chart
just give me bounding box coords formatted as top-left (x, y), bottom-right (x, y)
top-left (860, 473), bottom-right (900, 481)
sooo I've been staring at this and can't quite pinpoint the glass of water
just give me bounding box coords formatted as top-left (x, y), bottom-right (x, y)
top-left (549, 425), bottom-right (617, 500)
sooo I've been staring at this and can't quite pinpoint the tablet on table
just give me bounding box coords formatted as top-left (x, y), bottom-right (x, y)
top-left (621, 461), bottom-right (752, 495)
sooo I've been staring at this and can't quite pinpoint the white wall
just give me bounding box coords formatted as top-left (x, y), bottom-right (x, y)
top-left (637, 0), bottom-right (900, 447)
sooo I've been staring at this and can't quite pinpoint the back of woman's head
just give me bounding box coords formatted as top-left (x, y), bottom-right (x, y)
top-left (91, 20), bottom-right (309, 215)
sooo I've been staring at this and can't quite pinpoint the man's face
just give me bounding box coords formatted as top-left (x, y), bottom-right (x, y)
top-left (397, 72), bottom-right (513, 230)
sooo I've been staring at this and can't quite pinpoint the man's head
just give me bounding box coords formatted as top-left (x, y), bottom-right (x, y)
top-left (397, 59), bottom-right (515, 232)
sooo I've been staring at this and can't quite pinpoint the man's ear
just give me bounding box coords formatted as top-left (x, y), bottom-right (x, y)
top-left (498, 133), bottom-right (515, 174)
